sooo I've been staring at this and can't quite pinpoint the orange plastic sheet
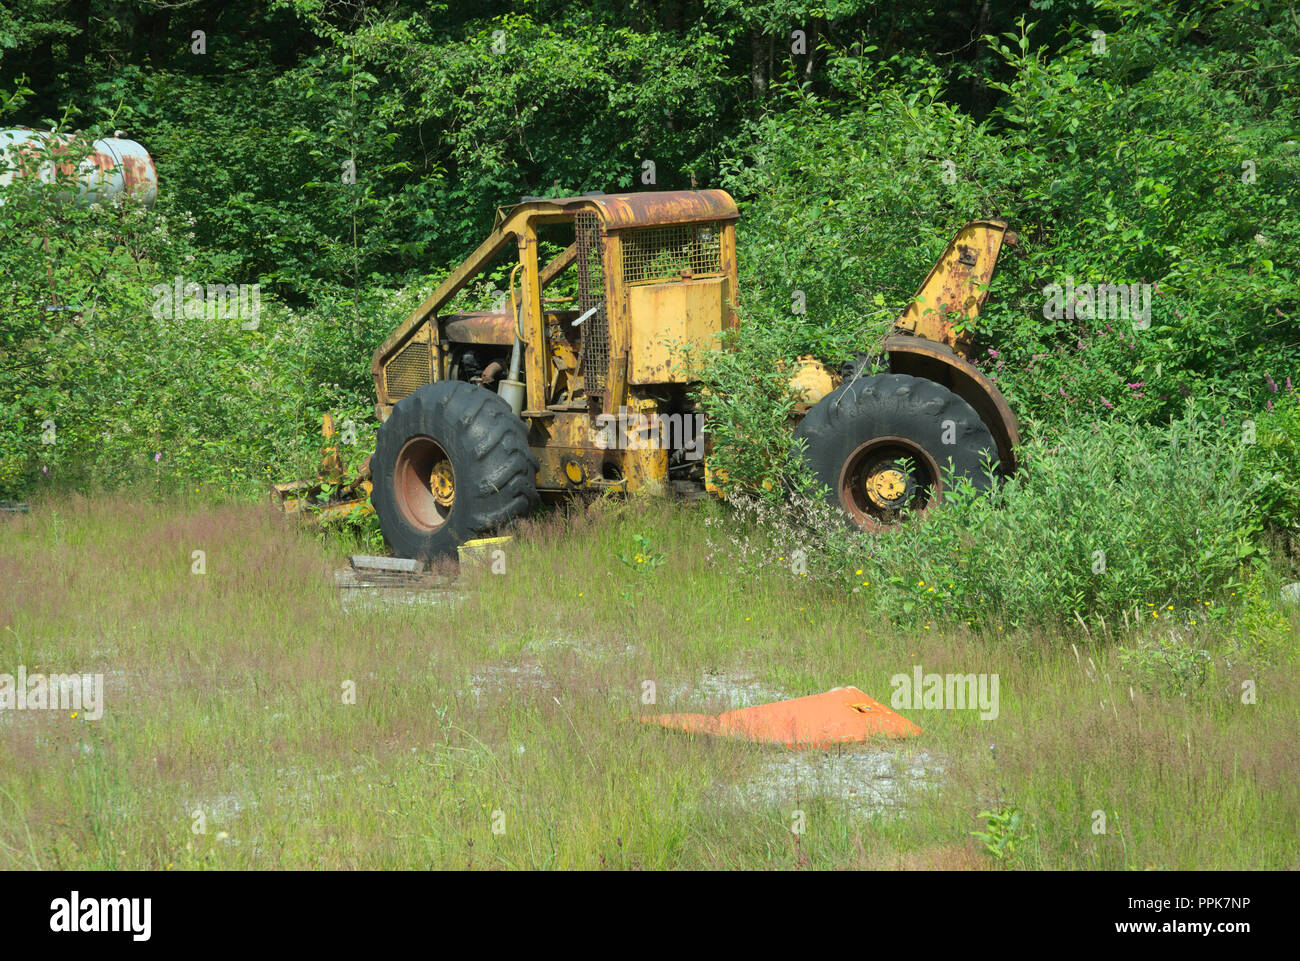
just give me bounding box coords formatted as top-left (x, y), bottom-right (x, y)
top-left (641, 686), bottom-right (921, 748)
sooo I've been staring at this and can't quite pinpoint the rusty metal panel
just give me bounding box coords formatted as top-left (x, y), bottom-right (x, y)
top-left (441, 310), bottom-right (580, 347)
top-left (892, 220), bottom-right (1011, 357)
top-left (0, 128), bottom-right (157, 206)
top-left (442, 312), bottom-right (516, 346)
top-left (518, 224), bottom-right (548, 414)
top-left (586, 190), bottom-right (738, 230)
top-left (528, 410), bottom-right (600, 491)
top-left (627, 277), bottom-right (725, 384)
top-left (719, 223), bottom-right (739, 331)
top-left (496, 190), bottom-right (739, 232)
top-left (87, 136), bottom-right (157, 206)
top-left (621, 222), bottom-right (724, 285)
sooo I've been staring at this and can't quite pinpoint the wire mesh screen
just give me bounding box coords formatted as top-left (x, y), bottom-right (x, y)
top-left (385, 338), bottom-right (431, 401)
top-left (622, 222), bottom-right (723, 285)
top-left (575, 210), bottom-right (608, 398)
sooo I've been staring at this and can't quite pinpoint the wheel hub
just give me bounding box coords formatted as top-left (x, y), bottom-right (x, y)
top-left (864, 466), bottom-right (908, 509)
top-left (430, 460), bottom-right (455, 507)
top-left (836, 437), bottom-right (941, 530)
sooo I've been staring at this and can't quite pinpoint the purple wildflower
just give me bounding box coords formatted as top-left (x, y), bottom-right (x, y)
top-left (1265, 373), bottom-right (1278, 393)
top-left (1101, 396), bottom-right (1115, 409)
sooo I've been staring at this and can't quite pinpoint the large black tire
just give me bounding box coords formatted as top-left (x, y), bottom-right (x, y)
top-left (371, 381), bottom-right (539, 560)
top-left (793, 372), bottom-right (998, 529)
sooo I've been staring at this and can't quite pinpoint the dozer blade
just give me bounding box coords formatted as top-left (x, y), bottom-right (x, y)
top-left (272, 477), bottom-right (374, 524)
top-left (272, 414), bottom-right (374, 525)
top-left (641, 686), bottom-right (921, 749)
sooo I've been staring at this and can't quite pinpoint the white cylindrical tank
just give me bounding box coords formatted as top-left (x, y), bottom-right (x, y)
top-left (0, 128), bottom-right (157, 207)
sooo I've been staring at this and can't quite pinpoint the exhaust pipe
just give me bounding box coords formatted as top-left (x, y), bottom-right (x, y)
top-left (499, 263), bottom-right (527, 415)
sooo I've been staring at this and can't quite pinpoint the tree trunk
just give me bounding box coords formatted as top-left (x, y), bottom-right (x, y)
top-left (750, 27), bottom-right (767, 105)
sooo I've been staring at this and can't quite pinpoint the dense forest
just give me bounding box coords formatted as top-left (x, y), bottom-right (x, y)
top-left (1, 0), bottom-right (1297, 528)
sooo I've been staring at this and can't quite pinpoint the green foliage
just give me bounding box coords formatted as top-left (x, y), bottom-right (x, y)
top-left (1230, 565), bottom-right (1294, 666)
top-left (811, 407), bottom-right (1263, 631)
top-left (0, 140), bottom-right (382, 498)
top-left (618, 533), bottom-right (666, 572)
top-left (1118, 634), bottom-right (1213, 698)
top-left (316, 506), bottom-right (387, 555)
top-left (720, 65), bottom-right (1007, 366)
top-left (708, 4), bottom-right (1298, 469)
top-left (1243, 386), bottom-right (1300, 534)
top-left (971, 805), bottom-right (1031, 864)
top-left (693, 327), bottom-right (809, 501)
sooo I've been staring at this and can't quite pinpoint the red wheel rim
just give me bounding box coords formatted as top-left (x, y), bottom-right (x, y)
top-left (394, 436), bottom-right (454, 532)
top-left (835, 436), bottom-right (942, 531)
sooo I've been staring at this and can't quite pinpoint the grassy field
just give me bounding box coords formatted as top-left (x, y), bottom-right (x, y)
top-left (0, 493), bottom-right (1296, 869)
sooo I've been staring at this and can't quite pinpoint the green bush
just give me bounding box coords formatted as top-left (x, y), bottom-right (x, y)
top-left (0, 150), bottom-right (386, 498)
top-left (1243, 386), bottom-right (1300, 535)
top-left (850, 408), bottom-right (1264, 630)
top-left (1118, 634), bottom-right (1213, 699)
top-left (718, 406), bottom-right (1264, 632)
top-left (1230, 565), bottom-right (1294, 666)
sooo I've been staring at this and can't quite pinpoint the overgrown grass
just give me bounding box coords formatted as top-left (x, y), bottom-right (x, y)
top-left (1, 493), bottom-right (1295, 869)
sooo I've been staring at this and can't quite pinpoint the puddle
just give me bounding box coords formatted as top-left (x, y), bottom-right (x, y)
top-left (528, 635), bottom-right (640, 664)
top-left (729, 746), bottom-right (945, 818)
top-left (663, 670), bottom-right (787, 710)
top-left (464, 659), bottom-right (553, 700)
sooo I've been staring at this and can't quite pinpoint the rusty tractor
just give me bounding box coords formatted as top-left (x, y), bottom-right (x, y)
top-left (290, 190), bottom-right (1019, 560)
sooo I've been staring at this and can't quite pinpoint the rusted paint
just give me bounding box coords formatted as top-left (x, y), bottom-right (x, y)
top-left (527, 410), bottom-right (606, 491)
top-left (442, 312), bottom-right (517, 347)
top-left (892, 220), bottom-right (1010, 358)
top-left (0, 128), bottom-right (157, 207)
top-left (518, 224), bottom-right (548, 414)
top-left (882, 335), bottom-right (1020, 472)
top-left (626, 277), bottom-right (726, 383)
top-left (718, 222), bottom-right (739, 331)
top-left (495, 189), bottom-right (739, 232)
